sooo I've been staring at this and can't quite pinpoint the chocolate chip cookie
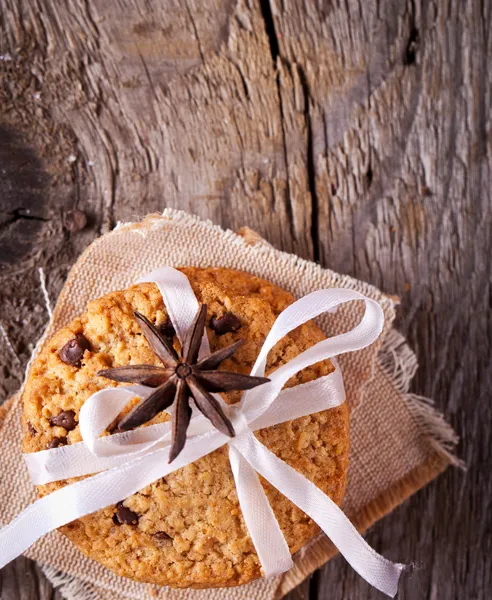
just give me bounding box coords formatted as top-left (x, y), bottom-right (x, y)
top-left (22, 267), bottom-right (349, 588)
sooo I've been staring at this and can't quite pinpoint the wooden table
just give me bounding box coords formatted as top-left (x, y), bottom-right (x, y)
top-left (0, 1), bottom-right (490, 598)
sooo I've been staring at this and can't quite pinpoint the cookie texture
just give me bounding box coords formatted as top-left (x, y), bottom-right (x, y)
top-left (22, 267), bottom-right (349, 588)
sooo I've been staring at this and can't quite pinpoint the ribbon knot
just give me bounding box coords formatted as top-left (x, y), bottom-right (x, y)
top-left (0, 267), bottom-right (405, 597)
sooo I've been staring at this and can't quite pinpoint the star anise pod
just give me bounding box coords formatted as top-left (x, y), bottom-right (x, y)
top-left (97, 305), bottom-right (269, 462)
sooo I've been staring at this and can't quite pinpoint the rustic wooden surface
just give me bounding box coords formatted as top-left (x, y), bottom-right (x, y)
top-left (0, 0), bottom-right (490, 598)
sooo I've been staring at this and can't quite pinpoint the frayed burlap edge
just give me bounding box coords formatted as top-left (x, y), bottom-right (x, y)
top-left (378, 330), bottom-right (461, 469)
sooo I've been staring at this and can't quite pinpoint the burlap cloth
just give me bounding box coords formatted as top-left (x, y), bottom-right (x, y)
top-left (0, 210), bottom-right (459, 600)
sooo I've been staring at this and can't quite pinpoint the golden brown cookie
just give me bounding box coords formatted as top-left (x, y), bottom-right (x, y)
top-left (22, 267), bottom-right (349, 588)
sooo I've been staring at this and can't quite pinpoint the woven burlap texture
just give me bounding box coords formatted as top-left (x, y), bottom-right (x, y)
top-left (0, 210), bottom-right (457, 600)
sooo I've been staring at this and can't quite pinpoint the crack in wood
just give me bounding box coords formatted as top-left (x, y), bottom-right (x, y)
top-left (274, 67), bottom-right (296, 239)
top-left (404, 0), bottom-right (419, 65)
top-left (258, 1), bottom-right (296, 240)
top-left (0, 210), bottom-right (50, 230)
top-left (185, 1), bottom-right (205, 62)
top-left (404, 26), bottom-right (420, 65)
top-left (259, 1), bottom-right (320, 258)
top-left (308, 569), bottom-right (320, 600)
top-left (297, 64), bottom-right (320, 263)
top-left (259, 0), bottom-right (280, 62)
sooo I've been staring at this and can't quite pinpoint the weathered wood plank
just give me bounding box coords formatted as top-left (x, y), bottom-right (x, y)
top-left (0, 0), bottom-right (490, 599)
top-left (271, 0), bottom-right (492, 598)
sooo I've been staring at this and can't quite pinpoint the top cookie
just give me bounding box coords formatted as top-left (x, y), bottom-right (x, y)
top-left (22, 267), bottom-right (349, 588)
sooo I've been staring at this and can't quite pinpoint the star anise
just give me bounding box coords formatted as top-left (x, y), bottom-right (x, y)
top-left (97, 305), bottom-right (269, 462)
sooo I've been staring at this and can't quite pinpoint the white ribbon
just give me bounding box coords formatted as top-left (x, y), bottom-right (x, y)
top-left (0, 267), bottom-right (405, 596)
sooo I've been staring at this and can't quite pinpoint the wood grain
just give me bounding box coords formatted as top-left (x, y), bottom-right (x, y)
top-left (0, 0), bottom-right (490, 598)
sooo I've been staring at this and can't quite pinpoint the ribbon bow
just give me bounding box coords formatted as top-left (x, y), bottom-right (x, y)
top-left (0, 267), bottom-right (404, 596)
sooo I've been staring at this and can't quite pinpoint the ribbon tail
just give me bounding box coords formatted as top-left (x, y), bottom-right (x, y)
top-left (229, 444), bottom-right (293, 577)
top-left (242, 289), bottom-right (384, 420)
top-left (233, 430), bottom-right (405, 598)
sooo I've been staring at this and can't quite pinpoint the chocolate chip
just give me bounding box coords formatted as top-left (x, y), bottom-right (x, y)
top-left (27, 422), bottom-right (37, 436)
top-left (59, 334), bottom-right (90, 366)
top-left (158, 318), bottom-right (175, 339)
top-left (210, 313), bottom-right (242, 335)
top-left (47, 436), bottom-right (67, 449)
top-left (153, 531), bottom-right (171, 541)
top-left (63, 210), bottom-right (87, 232)
top-left (114, 501), bottom-right (139, 525)
top-left (50, 410), bottom-right (77, 431)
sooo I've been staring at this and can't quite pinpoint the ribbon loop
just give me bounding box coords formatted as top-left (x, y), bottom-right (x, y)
top-left (242, 289), bottom-right (384, 421)
top-left (79, 385), bottom-right (153, 456)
